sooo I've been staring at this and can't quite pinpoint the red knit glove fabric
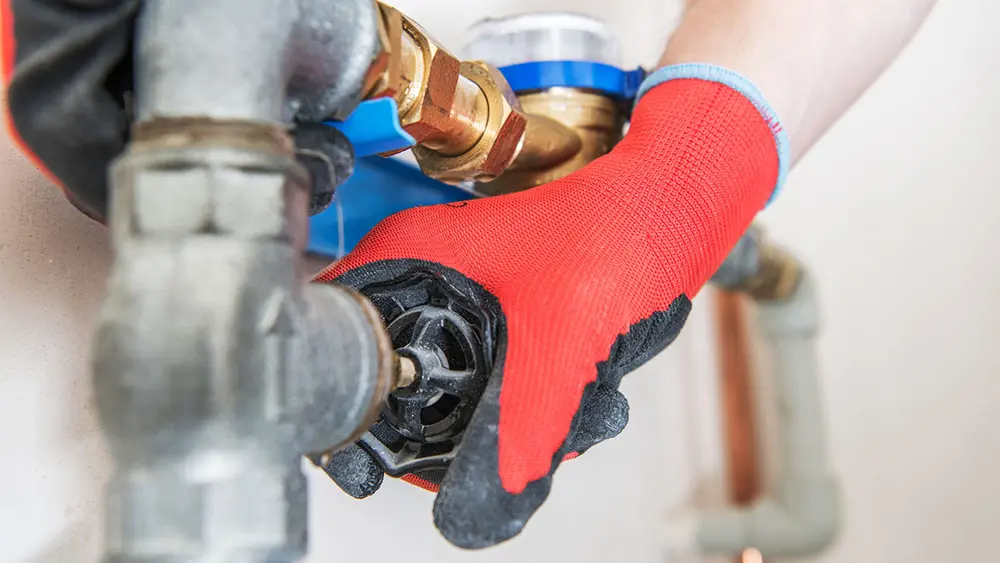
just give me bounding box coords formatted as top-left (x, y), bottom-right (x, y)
top-left (316, 77), bottom-right (778, 547)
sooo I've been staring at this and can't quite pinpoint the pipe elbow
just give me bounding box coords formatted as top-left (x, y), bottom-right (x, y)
top-left (663, 267), bottom-right (838, 560)
top-left (698, 478), bottom-right (840, 558)
top-left (665, 478), bottom-right (840, 560)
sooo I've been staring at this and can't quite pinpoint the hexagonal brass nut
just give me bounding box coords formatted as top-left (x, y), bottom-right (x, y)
top-left (394, 14), bottom-right (462, 143)
top-left (363, 2), bottom-right (404, 100)
top-left (414, 61), bottom-right (528, 183)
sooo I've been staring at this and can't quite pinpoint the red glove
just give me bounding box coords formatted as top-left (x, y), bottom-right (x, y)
top-left (318, 72), bottom-right (783, 548)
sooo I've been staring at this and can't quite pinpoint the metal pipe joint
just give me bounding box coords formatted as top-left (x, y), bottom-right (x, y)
top-left (712, 226), bottom-right (802, 301)
top-left (96, 3), bottom-right (622, 560)
top-left (95, 1), bottom-right (402, 561)
top-left (96, 120), bottom-right (396, 562)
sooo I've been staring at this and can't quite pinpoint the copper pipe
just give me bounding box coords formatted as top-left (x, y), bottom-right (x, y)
top-left (715, 287), bottom-right (771, 563)
top-left (714, 289), bottom-right (761, 506)
top-left (714, 288), bottom-right (763, 563)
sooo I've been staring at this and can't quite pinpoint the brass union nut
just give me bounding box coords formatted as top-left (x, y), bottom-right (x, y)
top-left (414, 61), bottom-right (528, 183)
top-left (393, 13), bottom-right (463, 143)
top-left (363, 2), bottom-right (404, 100)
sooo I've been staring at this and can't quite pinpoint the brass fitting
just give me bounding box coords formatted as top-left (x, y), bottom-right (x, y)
top-left (480, 87), bottom-right (625, 196)
top-left (413, 61), bottom-right (528, 182)
top-left (394, 14), bottom-right (492, 156)
top-left (395, 354), bottom-right (418, 389)
top-left (363, 2), bottom-right (621, 186)
top-left (741, 239), bottom-right (802, 302)
top-left (509, 113), bottom-right (583, 172)
top-left (366, 3), bottom-right (478, 148)
top-left (363, 2), bottom-right (528, 183)
top-left (362, 1), bottom-right (404, 100)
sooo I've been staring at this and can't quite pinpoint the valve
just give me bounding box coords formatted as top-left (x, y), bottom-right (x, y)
top-left (353, 271), bottom-right (496, 477)
top-left (360, 2), bottom-right (590, 185)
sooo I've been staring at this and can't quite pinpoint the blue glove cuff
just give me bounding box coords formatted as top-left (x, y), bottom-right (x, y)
top-left (635, 63), bottom-right (790, 204)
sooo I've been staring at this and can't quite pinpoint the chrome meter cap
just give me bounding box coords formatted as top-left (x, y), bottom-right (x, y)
top-left (463, 12), bottom-right (623, 67)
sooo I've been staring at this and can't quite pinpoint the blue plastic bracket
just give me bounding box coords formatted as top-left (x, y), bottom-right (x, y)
top-left (324, 97), bottom-right (415, 158)
top-left (307, 156), bottom-right (475, 257)
top-left (498, 61), bottom-right (646, 100)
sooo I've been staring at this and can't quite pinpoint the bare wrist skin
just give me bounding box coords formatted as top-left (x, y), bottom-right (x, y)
top-left (660, 0), bottom-right (939, 163)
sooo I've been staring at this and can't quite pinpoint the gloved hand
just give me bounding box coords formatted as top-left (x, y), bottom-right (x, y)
top-left (314, 66), bottom-right (788, 548)
top-left (1, 0), bottom-right (352, 221)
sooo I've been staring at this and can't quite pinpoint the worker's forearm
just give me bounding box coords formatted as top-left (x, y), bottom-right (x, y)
top-left (661, 0), bottom-right (938, 162)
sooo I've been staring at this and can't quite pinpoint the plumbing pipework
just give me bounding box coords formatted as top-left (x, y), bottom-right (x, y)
top-left (94, 1), bottom-right (410, 561)
top-left (336, 11), bottom-right (644, 482)
top-left (93, 3), bottom-right (646, 561)
top-left (663, 229), bottom-right (841, 560)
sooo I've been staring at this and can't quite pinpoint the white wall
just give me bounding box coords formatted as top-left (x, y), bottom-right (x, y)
top-left (1, 0), bottom-right (998, 562)
top-left (760, 1), bottom-right (1000, 561)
